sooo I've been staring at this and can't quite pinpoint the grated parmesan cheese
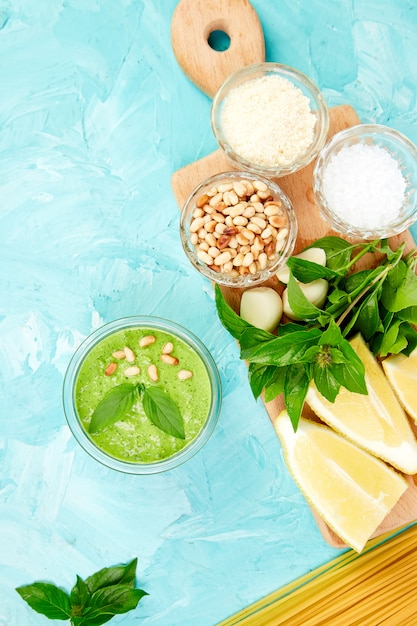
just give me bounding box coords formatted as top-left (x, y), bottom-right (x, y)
top-left (220, 74), bottom-right (316, 168)
top-left (322, 143), bottom-right (406, 230)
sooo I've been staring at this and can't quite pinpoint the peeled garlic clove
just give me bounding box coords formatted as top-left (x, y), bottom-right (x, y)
top-left (240, 286), bottom-right (283, 332)
top-left (282, 279), bottom-right (329, 321)
top-left (276, 248), bottom-right (327, 284)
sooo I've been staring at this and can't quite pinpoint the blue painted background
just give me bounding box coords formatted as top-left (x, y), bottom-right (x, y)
top-left (1, 1), bottom-right (417, 624)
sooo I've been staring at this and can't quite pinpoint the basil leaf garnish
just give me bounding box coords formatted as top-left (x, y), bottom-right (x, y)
top-left (142, 386), bottom-right (185, 439)
top-left (88, 384), bottom-right (137, 434)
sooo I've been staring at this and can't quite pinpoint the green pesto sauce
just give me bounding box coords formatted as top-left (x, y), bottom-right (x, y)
top-left (75, 327), bottom-right (212, 464)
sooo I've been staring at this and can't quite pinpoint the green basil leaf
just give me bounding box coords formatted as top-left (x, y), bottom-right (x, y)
top-left (287, 257), bottom-right (340, 283)
top-left (70, 576), bottom-right (90, 617)
top-left (382, 267), bottom-right (417, 312)
top-left (287, 273), bottom-right (322, 320)
top-left (215, 284), bottom-right (251, 340)
top-left (397, 323), bottom-right (417, 356)
top-left (313, 363), bottom-right (341, 402)
top-left (239, 326), bottom-right (275, 352)
top-left (284, 363), bottom-right (311, 431)
top-left (305, 236), bottom-right (352, 271)
top-left (397, 306), bottom-right (417, 324)
top-left (318, 318), bottom-right (343, 345)
top-left (142, 386), bottom-right (185, 439)
top-left (248, 363), bottom-right (277, 400)
top-left (276, 322), bottom-right (306, 335)
top-left (85, 559), bottom-right (138, 595)
top-left (379, 319), bottom-right (403, 357)
top-left (16, 582), bottom-right (71, 620)
top-left (89, 384), bottom-right (137, 434)
top-left (240, 328), bottom-right (322, 366)
top-left (344, 268), bottom-right (374, 293)
top-left (387, 259), bottom-right (407, 289)
top-left (82, 585), bottom-right (148, 625)
top-left (264, 367), bottom-right (287, 403)
top-left (346, 290), bottom-right (383, 340)
top-left (331, 338), bottom-right (367, 394)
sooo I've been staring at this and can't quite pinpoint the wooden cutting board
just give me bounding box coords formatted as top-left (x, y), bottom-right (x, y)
top-left (171, 0), bottom-right (417, 549)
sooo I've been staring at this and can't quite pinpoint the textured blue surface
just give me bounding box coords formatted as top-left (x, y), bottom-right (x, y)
top-left (1, 1), bottom-right (417, 624)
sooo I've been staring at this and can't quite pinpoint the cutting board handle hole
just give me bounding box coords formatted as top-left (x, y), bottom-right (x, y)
top-left (207, 29), bottom-right (231, 52)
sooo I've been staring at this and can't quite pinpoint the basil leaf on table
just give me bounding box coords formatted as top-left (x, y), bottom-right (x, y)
top-left (142, 385), bottom-right (185, 439)
top-left (82, 586), bottom-right (147, 625)
top-left (70, 576), bottom-right (90, 618)
top-left (85, 559), bottom-right (138, 594)
top-left (88, 384), bottom-right (137, 434)
top-left (16, 582), bottom-right (72, 621)
top-left (16, 558), bottom-right (148, 625)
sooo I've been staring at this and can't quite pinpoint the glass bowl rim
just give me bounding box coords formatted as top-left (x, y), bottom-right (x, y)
top-left (179, 170), bottom-right (298, 287)
top-left (210, 61), bottom-right (330, 177)
top-left (62, 315), bottom-right (222, 474)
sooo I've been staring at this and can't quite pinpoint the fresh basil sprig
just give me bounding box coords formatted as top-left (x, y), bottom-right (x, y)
top-left (89, 383), bottom-right (185, 439)
top-left (215, 237), bottom-right (417, 430)
top-left (16, 558), bottom-right (148, 625)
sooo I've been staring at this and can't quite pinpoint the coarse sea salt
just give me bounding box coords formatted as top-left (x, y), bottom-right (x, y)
top-left (322, 143), bottom-right (406, 230)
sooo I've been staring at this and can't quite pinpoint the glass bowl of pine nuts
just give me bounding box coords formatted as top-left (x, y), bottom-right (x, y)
top-left (179, 171), bottom-right (298, 288)
top-left (211, 62), bottom-right (329, 178)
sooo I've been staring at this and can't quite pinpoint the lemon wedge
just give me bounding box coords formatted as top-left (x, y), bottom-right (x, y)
top-left (305, 334), bottom-right (417, 475)
top-left (382, 347), bottom-right (417, 424)
top-left (275, 411), bottom-right (408, 552)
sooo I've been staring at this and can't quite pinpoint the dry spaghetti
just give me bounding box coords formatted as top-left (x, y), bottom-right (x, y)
top-left (219, 523), bottom-right (417, 626)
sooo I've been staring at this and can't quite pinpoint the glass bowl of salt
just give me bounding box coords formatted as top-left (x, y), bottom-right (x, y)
top-left (313, 124), bottom-right (417, 239)
top-left (211, 62), bottom-right (330, 178)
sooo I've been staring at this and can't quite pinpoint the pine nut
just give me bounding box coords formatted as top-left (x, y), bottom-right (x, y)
top-left (208, 246), bottom-right (221, 258)
top-left (105, 362), bottom-right (117, 376)
top-left (269, 215), bottom-right (287, 228)
top-left (112, 350), bottom-right (126, 360)
top-left (243, 252), bottom-right (254, 267)
top-left (161, 354), bottom-right (179, 365)
top-left (205, 233), bottom-right (217, 247)
top-left (162, 342), bottom-right (174, 354)
top-left (178, 369), bottom-right (193, 380)
top-left (148, 364), bottom-right (159, 382)
top-left (124, 366), bottom-right (140, 377)
top-left (197, 250), bottom-right (214, 265)
top-left (217, 182), bottom-right (233, 193)
top-left (209, 192), bottom-right (223, 206)
top-left (214, 251), bottom-right (232, 266)
top-left (253, 180), bottom-right (268, 192)
top-left (124, 347), bottom-right (135, 362)
top-left (140, 335), bottom-right (156, 348)
top-left (190, 216), bottom-right (204, 233)
top-left (233, 181), bottom-right (247, 197)
top-left (196, 194), bottom-right (209, 208)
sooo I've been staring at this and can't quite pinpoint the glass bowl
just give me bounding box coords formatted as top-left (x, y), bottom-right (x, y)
top-left (63, 316), bottom-right (221, 474)
top-left (180, 171), bottom-right (298, 288)
top-left (313, 124), bottom-right (417, 239)
top-left (211, 62), bottom-right (329, 178)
